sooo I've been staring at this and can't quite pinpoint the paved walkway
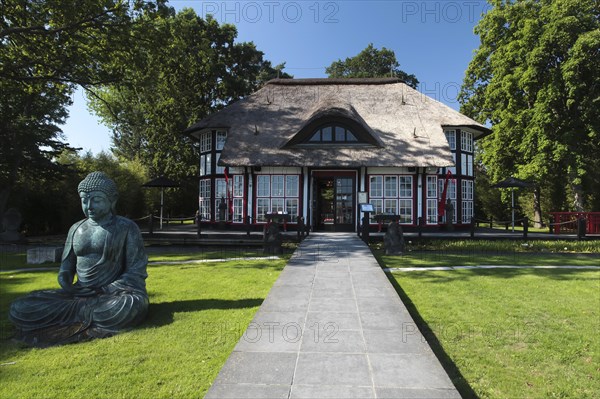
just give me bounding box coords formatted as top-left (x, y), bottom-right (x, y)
top-left (205, 233), bottom-right (460, 399)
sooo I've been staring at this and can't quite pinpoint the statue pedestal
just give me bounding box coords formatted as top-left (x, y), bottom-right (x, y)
top-left (27, 247), bottom-right (63, 264)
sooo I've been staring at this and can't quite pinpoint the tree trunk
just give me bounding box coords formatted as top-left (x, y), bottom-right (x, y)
top-left (533, 187), bottom-right (543, 228)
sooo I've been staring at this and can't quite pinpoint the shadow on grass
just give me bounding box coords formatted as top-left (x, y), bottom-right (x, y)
top-left (384, 273), bottom-right (480, 399)
top-left (143, 298), bottom-right (264, 328)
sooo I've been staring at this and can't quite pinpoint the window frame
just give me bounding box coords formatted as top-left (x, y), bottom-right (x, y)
top-left (255, 174), bottom-right (301, 222)
top-left (368, 174), bottom-right (414, 224)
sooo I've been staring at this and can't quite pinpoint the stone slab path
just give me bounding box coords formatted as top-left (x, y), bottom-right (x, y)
top-left (205, 233), bottom-right (460, 399)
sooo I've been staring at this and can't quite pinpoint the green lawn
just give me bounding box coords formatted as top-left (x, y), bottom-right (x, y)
top-left (0, 252), bottom-right (286, 398)
top-left (385, 266), bottom-right (600, 398)
top-left (373, 239), bottom-right (600, 268)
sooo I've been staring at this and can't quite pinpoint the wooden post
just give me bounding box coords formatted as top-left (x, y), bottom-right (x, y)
top-left (577, 218), bottom-right (586, 241)
top-left (523, 217), bottom-right (528, 239)
top-left (470, 218), bottom-right (475, 238)
top-left (149, 214), bottom-right (154, 235)
top-left (196, 215), bottom-right (201, 238)
top-left (361, 214), bottom-right (370, 244)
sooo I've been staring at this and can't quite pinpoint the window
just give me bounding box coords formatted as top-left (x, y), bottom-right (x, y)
top-left (462, 180), bottom-right (474, 200)
top-left (399, 176), bottom-right (413, 198)
top-left (462, 201), bottom-right (473, 223)
top-left (286, 175), bottom-right (299, 197)
top-left (257, 175), bottom-right (270, 197)
top-left (232, 175), bottom-right (244, 223)
top-left (438, 178), bottom-right (457, 224)
top-left (200, 132), bottom-right (212, 153)
top-left (384, 199), bottom-right (397, 214)
top-left (439, 179), bottom-right (457, 200)
top-left (384, 176), bottom-right (397, 197)
top-left (427, 176), bottom-right (437, 198)
top-left (460, 154), bottom-right (474, 176)
top-left (233, 198), bottom-right (244, 223)
top-left (426, 199), bottom-right (438, 224)
top-left (256, 198), bottom-right (270, 222)
top-left (445, 130), bottom-right (456, 150)
top-left (215, 153), bottom-right (225, 174)
top-left (426, 176), bottom-right (438, 224)
top-left (271, 175), bottom-right (284, 197)
top-left (216, 131), bottom-right (227, 150)
top-left (214, 179), bottom-right (230, 221)
top-left (369, 175), bottom-right (413, 224)
top-left (307, 125), bottom-right (360, 143)
top-left (233, 175), bottom-right (244, 197)
top-left (461, 131), bottom-right (473, 153)
top-left (256, 174), bottom-right (300, 222)
top-left (199, 179), bottom-right (211, 221)
top-left (398, 199), bottom-right (412, 224)
top-left (200, 153), bottom-right (212, 176)
top-left (369, 176), bottom-right (383, 197)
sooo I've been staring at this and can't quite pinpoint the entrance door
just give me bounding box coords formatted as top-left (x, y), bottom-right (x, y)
top-left (314, 176), bottom-right (355, 232)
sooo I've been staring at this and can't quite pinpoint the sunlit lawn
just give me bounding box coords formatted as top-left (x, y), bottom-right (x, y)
top-left (0, 251), bottom-right (286, 398)
top-left (380, 252), bottom-right (600, 398)
top-left (373, 239), bottom-right (600, 268)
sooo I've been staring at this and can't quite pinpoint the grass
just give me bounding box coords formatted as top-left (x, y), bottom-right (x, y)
top-left (387, 268), bottom-right (600, 398)
top-left (0, 251), bottom-right (287, 398)
top-left (0, 245), bottom-right (298, 272)
top-left (376, 240), bottom-right (600, 397)
top-left (372, 239), bottom-right (600, 268)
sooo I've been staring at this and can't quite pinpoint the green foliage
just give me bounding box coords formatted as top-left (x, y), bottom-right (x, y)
top-left (0, 0), bottom-right (168, 222)
top-left (326, 43), bottom-right (419, 88)
top-left (7, 150), bottom-right (151, 235)
top-left (0, 252), bottom-right (285, 398)
top-left (88, 8), bottom-right (289, 182)
top-left (460, 0), bottom-right (600, 214)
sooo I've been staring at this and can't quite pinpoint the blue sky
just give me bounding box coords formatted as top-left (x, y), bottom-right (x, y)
top-left (62, 0), bottom-right (491, 154)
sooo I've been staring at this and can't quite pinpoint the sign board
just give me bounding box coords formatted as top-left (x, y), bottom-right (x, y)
top-left (358, 191), bottom-right (368, 204)
top-left (360, 204), bottom-right (374, 212)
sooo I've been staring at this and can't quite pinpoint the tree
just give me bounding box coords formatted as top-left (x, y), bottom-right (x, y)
top-left (0, 0), bottom-right (167, 221)
top-left (326, 44), bottom-right (418, 88)
top-left (88, 8), bottom-right (290, 214)
top-left (460, 0), bottom-right (600, 222)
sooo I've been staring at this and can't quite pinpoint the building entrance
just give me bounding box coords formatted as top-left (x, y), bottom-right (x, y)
top-left (313, 175), bottom-right (355, 232)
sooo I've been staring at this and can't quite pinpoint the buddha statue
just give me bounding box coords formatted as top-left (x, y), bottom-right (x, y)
top-left (9, 172), bottom-right (149, 346)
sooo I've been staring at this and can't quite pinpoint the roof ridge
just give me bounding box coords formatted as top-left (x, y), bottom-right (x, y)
top-left (266, 77), bottom-right (404, 86)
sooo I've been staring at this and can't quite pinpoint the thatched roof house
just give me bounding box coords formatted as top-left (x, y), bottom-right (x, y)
top-left (185, 78), bottom-right (489, 168)
top-left (186, 78), bottom-right (488, 232)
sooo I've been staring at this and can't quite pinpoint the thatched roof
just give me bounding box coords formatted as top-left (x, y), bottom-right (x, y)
top-left (185, 78), bottom-right (490, 168)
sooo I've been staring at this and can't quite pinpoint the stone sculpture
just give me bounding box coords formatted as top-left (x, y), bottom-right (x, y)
top-left (9, 172), bottom-right (149, 346)
top-left (384, 221), bottom-right (405, 255)
top-left (445, 199), bottom-right (454, 231)
top-left (263, 221), bottom-right (283, 255)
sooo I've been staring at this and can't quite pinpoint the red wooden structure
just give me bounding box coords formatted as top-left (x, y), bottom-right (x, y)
top-left (549, 212), bottom-right (600, 234)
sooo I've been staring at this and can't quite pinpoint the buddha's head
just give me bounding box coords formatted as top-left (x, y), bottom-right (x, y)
top-left (77, 172), bottom-right (119, 223)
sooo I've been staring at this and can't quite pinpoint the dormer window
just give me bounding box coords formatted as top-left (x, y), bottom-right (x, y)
top-left (308, 124), bottom-right (359, 143)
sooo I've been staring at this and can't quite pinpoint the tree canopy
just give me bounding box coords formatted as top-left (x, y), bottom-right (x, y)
top-left (1, 2), bottom-right (289, 224)
top-left (460, 0), bottom-right (600, 217)
top-left (326, 44), bottom-right (419, 88)
top-left (88, 8), bottom-right (289, 181)
top-left (0, 0), bottom-right (168, 219)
